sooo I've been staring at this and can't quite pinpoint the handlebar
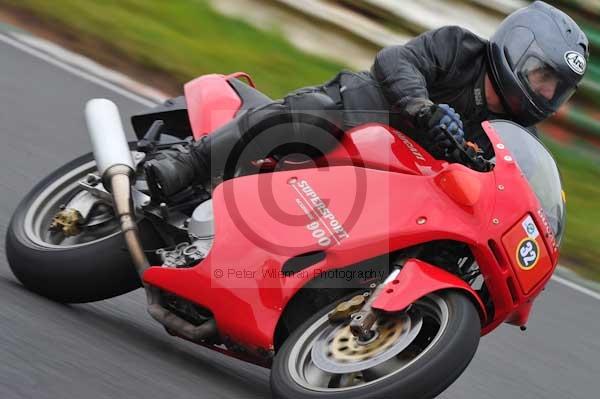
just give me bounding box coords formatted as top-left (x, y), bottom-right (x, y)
top-left (439, 125), bottom-right (493, 172)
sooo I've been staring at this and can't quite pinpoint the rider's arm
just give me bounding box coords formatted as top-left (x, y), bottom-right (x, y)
top-left (371, 26), bottom-right (483, 121)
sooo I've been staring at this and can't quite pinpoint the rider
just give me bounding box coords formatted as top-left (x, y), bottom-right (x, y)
top-left (144, 1), bottom-right (588, 200)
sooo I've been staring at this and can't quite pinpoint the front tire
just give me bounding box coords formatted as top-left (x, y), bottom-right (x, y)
top-left (5, 152), bottom-right (153, 303)
top-left (271, 291), bottom-right (480, 399)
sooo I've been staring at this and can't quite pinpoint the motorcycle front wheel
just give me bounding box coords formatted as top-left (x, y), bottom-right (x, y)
top-left (5, 151), bottom-right (158, 303)
top-left (271, 290), bottom-right (480, 399)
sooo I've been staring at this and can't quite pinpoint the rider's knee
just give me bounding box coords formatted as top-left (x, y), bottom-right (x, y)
top-left (284, 90), bottom-right (344, 154)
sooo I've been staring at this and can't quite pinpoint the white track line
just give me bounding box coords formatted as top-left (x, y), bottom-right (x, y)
top-left (551, 275), bottom-right (600, 301)
top-left (2, 26), bottom-right (600, 302)
top-left (0, 31), bottom-right (163, 107)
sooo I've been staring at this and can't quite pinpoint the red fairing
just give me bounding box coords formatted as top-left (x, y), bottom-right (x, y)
top-left (435, 167), bottom-right (482, 207)
top-left (143, 77), bottom-right (558, 354)
top-left (143, 160), bottom-right (497, 351)
top-left (506, 302), bottom-right (534, 326)
top-left (184, 74), bottom-right (242, 140)
top-left (371, 259), bottom-right (488, 322)
top-left (324, 123), bottom-right (447, 175)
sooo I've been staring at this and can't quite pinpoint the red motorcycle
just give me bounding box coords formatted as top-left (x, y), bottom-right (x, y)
top-left (6, 73), bottom-right (565, 398)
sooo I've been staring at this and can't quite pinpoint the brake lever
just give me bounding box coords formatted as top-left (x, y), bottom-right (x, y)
top-left (137, 119), bottom-right (165, 154)
top-left (439, 125), bottom-right (493, 172)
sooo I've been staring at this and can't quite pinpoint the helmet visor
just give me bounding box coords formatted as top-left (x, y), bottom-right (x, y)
top-left (519, 56), bottom-right (576, 111)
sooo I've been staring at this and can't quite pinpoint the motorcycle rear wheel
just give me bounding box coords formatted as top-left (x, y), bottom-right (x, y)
top-left (271, 290), bottom-right (480, 399)
top-left (5, 152), bottom-right (155, 303)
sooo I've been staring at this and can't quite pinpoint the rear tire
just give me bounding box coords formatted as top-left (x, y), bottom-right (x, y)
top-left (5, 152), bottom-right (155, 303)
top-left (271, 290), bottom-right (480, 399)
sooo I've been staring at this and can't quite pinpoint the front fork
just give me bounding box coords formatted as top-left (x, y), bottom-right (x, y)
top-left (347, 269), bottom-right (401, 341)
top-left (330, 259), bottom-right (488, 341)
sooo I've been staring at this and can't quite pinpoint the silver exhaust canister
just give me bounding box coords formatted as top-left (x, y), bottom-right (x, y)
top-left (84, 98), bottom-right (147, 276)
top-left (84, 98), bottom-right (134, 179)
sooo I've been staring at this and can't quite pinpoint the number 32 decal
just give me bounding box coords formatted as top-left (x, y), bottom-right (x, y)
top-left (517, 238), bottom-right (540, 270)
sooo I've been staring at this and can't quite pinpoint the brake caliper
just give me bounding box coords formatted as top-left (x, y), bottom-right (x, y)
top-left (328, 295), bottom-right (367, 322)
top-left (49, 208), bottom-right (82, 236)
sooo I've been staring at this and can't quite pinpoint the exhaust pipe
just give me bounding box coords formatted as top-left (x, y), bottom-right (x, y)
top-left (85, 99), bottom-right (147, 277)
top-left (85, 99), bottom-right (134, 180)
top-left (85, 99), bottom-right (216, 343)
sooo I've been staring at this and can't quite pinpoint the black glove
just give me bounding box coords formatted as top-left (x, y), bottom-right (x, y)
top-left (415, 104), bottom-right (465, 157)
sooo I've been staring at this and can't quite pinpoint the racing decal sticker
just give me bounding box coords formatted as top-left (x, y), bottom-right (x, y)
top-left (537, 208), bottom-right (558, 253)
top-left (395, 132), bottom-right (427, 161)
top-left (521, 215), bottom-right (539, 239)
top-left (564, 51), bottom-right (586, 75)
top-left (516, 238), bottom-right (540, 270)
top-left (502, 214), bottom-right (553, 294)
top-left (290, 179), bottom-right (350, 247)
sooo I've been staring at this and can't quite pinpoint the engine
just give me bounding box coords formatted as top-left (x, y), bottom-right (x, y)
top-left (157, 199), bottom-right (214, 268)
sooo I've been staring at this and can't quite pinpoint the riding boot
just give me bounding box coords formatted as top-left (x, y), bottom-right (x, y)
top-left (144, 116), bottom-right (249, 199)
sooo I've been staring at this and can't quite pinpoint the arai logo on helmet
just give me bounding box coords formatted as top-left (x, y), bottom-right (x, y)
top-left (564, 51), bottom-right (586, 75)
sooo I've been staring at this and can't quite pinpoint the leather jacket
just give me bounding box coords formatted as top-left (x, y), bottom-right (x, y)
top-left (337, 26), bottom-right (518, 153)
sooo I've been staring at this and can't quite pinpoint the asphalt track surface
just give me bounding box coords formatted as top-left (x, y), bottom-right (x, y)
top-left (0, 28), bottom-right (599, 399)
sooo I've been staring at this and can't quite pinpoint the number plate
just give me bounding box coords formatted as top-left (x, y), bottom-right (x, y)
top-left (502, 214), bottom-right (552, 294)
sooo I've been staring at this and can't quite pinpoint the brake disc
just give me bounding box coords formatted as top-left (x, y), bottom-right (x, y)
top-left (311, 311), bottom-right (423, 374)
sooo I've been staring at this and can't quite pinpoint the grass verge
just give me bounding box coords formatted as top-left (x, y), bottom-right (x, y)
top-left (544, 139), bottom-right (600, 281)
top-left (0, 0), bottom-right (343, 98)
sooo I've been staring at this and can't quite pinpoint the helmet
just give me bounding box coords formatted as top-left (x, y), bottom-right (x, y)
top-left (487, 1), bottom-right (589, 126)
